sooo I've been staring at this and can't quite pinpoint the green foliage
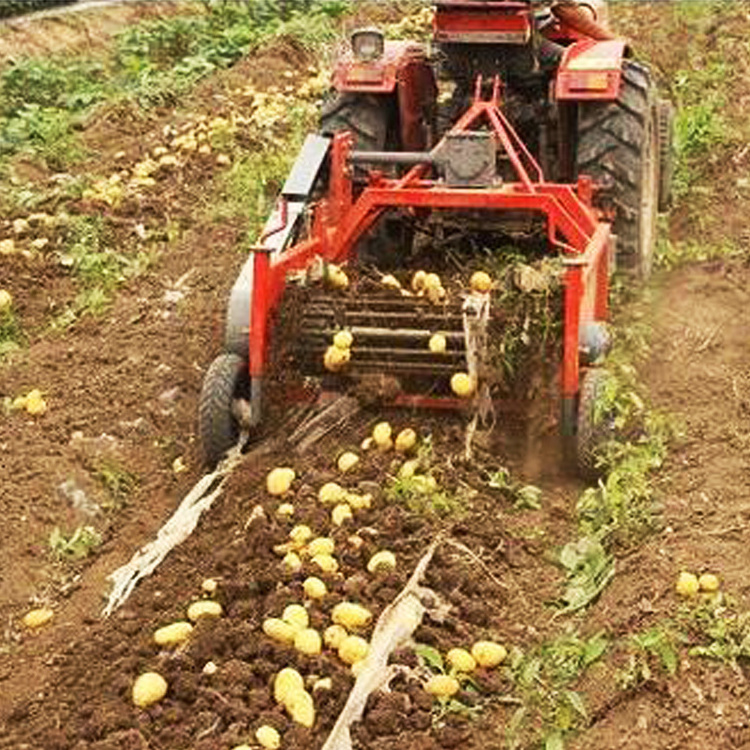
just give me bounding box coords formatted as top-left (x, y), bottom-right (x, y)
top-left (93, 459), bottom-right (138, 510)
top-left (682, 594), bottom-right (750, 666)
top-left (48, 524), bottom-right (102, 561)
top-left (618, 624), bottom-right (680, 688)
top-left (557, 537), bottom-right (614, 615)
top-left (386, 474), bottom-right (464, 517)
top-left (507, 631), bottom-right (608, 748)
top-left (0, 305), bottom-right (23, 359)
top-left (487, 467), bottom-right (542, 511)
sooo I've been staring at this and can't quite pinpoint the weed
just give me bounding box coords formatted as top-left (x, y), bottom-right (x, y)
top-left (386, 474), bottom-right (464, 517)
top-left (48, 525), bottom-right (102, 561)
top-left (557, 537), bottom-right (614, 615)
top-left (92, 459), bottom-right (138, 510)
top-left (0, 306), bottom-right (23, 359)
top-left (487, 468), bottom-right (542, 511)
top-left (618, 624), bottom-right (680, 688)
top-left (507, 631), bottom-right (608, 748)
top-left (680, 593), bottom-right (750, 667)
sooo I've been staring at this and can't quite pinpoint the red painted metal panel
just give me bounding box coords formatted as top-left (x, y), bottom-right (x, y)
top-left (555, 39), bottom-right (626, 101)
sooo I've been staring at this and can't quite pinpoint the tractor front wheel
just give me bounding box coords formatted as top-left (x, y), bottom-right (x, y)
top-left (198, 352), bottom-right (249, 468)
top-left (576, 61), bottom-right (660, 280)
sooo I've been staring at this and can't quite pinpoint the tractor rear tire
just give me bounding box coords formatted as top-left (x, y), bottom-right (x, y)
top-left (576, 368), bottom-right (616, 478)
top-left (576, 61), bottom-right (660, 280)
top-left (198, 352), bottom-right (248, 469)
top-left (320, 92), bottom-right (389, 152)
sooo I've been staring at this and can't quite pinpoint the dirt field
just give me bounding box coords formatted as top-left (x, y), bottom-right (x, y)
top-left (1, 3), bottom-right (750, 749)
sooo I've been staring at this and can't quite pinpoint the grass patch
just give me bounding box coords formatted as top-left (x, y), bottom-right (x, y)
top-left (92, 459), bottom-right (138, 510)
top-left (0, 303), bottom-right (24, 358)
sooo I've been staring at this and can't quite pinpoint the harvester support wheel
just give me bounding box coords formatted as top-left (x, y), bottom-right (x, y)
top-left (198, 352), bottom-right (249, 468)
top-left (657, 99), bottom-right (675, 212)
top-left (576, 368), bottom-right (616, 478)
top-left (576, 60), bottom-right (660, 279)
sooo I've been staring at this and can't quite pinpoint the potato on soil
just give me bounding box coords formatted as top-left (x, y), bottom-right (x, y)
top-left (337, 451), bottom-right (360, 473)
top-left (470, 270), bottom-right (492, 293)
top-left (333, 329), bottom-right (354, 350)
top-left (451, 372), bottom-right (476, 398)
top-left (332, 602), bottom-right (372, 629)
top-left (367, 550), bottom-right (396, 574)
top-left (428, 333), bottom-right (447, 353)
top-left (289, 524), bottom-right (313, 546)
top-left (446, 647), bottom-right (476, 673)
top-left (372, 421), bottom-right (392, 447)
top-left (22, 607), bottom-right (53, 629)
top-left (324, 624), bottom-right (348, 649)
top-left (395, 427), bottom-right (417, 453)
top-left (471, 640), bottom-right (507, 668)
top-left (303, 576), bottom-right (327, 600)
top-left (274, 667), bottom-right (305, 704)
top-left (153, 621), bottom-right (193, 647)
top-left (324, 345), bottom-right (350, 372)
top-left (338, 634), bottom-right (369, 665)
top-left (132, 672), bottom-right (168, 708)
top-left (282, 603), bottom-right (309, 630)
top-left (308, 536), bottom-right (335, 557)
top-left (0, 289), bottom-right (12, 311)
top-left (699, 572), bottom-right (720, 592)
top-left (264, 618), bottom-right (297, 644)
top-left (286, 688), bottom-right (315, 727)
top-left (255, 725), bottom-right (281, 750)
top-left (294, 627), bottom-right (322, 655)
top-left (332, 503), bottom-right (353, 526)
top-left (676, 571), bottom-right (700, 597)
top-left (282, 551), bottom-right (302, 573)
top-left (312, 553), bottom-right (339, 574)
top-left (187, 600), bottom-right (222, 621)
top-left (319, 481), bottom-right (346, 505)
top-left (425, 674), bottom-right (459, 698)
top-left (267, 467), bottom-right (295, 495)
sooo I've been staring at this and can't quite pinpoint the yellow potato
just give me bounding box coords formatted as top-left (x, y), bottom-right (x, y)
top-left (303, 576), bottom-right (327, 600)
top-left (132, 672), bottom-right (168, 708)
top-left (308, 537), bottom-right (335, 557)
top-left (470, 270), bottom-right (493, 293)
top-left (338, 635), bottom-right (369, 665)
top-left (324, 624), bottom-right (348, 649)
top-left (294, 628), bottom-right (322, 656)
top-left (450, 372), bottom-right (476, 398)
top-left (428, 333), bottom-right (447, 354)
top-left (282, 604), bottom-right (309, 630)
top-left (282, 551), bottom-right (302, 573)
top-left (324, 344), bottom-right (350, 372)
top-left (0, 289), bottom-right (12, 312)
top-left (22, 607), bottom-right (53, 629)
top-left (411, 270), bottom-right (427, 292)
top-left (274, 667), bottom-right (304, 704)
top-left (381, 274), bottom-right (402, 290)
top-left (311, 553), bottom-right (339, 574)
top-left (676, 571), bottom-right (700, 597)
top-left (332, 602), bottom-right (372, 630)
top-left (425, 674), bottom-right (459, 698)
top-left (267, 467), bottom-right (295, 496)
top-left (332, 503), bottom-right (353, 526)
top-left (333, 330), bottom-right (354, 350)
top-left (201, 578), bottom-right (218, 594)
top-left (345, 491), bottom-right (371, 510)
top-left (395, 428), bottom-right (417, 453)
top-left (187, 600), bottom-right (222, 621)
top-left (289, 524), bottom-right (313, 546)
top-left (699, 572), bottom-right (720, 593)
top-left (276, 502), bottom-right (295, 517)
top-left (367, 550), bottom-right (396, 573)
top-left (153, 621), bottom-right (193, 647)
top-left (471, 640), bottom-right (507, 668)
top-left (372, 421), bottom-right (392, 447)
top-left (319, 482), bottom-right (346, 505)
top-left (286, 688), bottom-right (315, 727)
top-left (398, 459), bottom-right (420, 479)
top-left (337, 451), bottom-right (360, 473)
top-left (424, 273), bottom-right (442, 291)
top-left (446, 647), bottom-right (476, 673)
top-left (264, 618), bottom-right (297, 645)
top-left (255, 725), bottom-right (281, 750)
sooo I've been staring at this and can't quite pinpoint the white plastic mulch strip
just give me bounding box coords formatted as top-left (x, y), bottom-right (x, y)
top-left (102, 443), bottom-right (245, 617)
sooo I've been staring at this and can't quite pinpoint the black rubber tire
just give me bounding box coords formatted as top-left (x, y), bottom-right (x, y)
top-left (576, 368), bottom-right (616, 479)
top-left (198, 353), bottom-right (248, 468)
top-left (657, 98), bottom-right (675, 213)
top-left (319, 92), bottom-right (389, 152)
top-left (576, 61), bottom-right (660, 280)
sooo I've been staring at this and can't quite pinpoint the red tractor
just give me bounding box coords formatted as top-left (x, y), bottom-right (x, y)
top-left (198, 0), bottom-right (673, 472)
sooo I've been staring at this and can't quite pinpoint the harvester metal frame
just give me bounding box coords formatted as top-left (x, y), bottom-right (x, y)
top-left (246, 77), bottom-right (610, 437)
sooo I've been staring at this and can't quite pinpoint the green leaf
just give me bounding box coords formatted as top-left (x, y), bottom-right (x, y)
top-left (583, 633), bottom-right (609, 666)
top-left (545, 730), bottom-right (565, 750)
top-left (564, 689), bottom-right (588, 719)
top-left (413, 643), bottom-right (444, 673)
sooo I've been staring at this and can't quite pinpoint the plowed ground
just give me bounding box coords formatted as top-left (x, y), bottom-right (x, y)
top-left (2, 4), bottom-right (750, 750)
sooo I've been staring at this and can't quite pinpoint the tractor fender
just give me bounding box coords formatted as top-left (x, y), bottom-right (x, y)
top-left (332, 40), bottom-right (426, 94)
top-left (555, 39), bottom-right (630, 102)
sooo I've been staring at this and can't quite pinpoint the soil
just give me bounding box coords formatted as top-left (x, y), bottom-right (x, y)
top-left (1, 3), bottom-right (750, 750)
